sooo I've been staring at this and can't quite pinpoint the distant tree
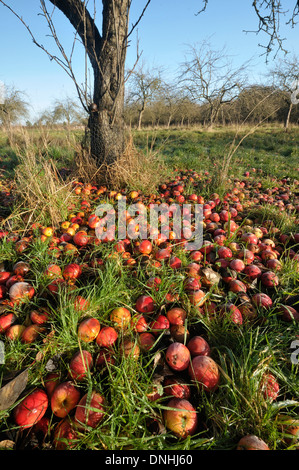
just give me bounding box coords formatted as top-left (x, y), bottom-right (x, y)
top-left (179, 41), bottom-right (249, 128)
top-left (0, 85), bottom-right (29, 128)
top-left (268, 53), bottom-right (299, 130)
top-left (127, 62), bottom-right (163, 130)
top-left (157, 81), bottom-right (182, 128)
top-left (232, 85), bottom-right (284, 124)
top-left (51, 97), bottom-right (85, 128)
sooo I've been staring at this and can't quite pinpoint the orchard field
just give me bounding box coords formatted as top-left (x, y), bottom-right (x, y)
top-left (0, 124), bottom-right (298, 451)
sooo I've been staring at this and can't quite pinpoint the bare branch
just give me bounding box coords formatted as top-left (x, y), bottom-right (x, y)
top-left (196, 1), bottom-right (299, 59)
top-left (48, 0), bottom-right (102, 70)
top-left (126, 0), bottom-right (152, 39)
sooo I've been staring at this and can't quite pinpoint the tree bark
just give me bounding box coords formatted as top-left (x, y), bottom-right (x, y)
top-left (50, 0), bottom-right (130, 167)
top-left (137, 108), bottom-right (145, 130)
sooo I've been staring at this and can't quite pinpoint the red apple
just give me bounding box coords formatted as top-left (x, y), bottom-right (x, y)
top-left (73, 230), bottom-right (89, 247)
top-left (78, 317), bottom-right (101, 342)
top-left (150, 315), bottom-right (170, 335)
top-left (219, 303), bottom-right (243, 325)
top-left (260, 373), bottom-right (279, 401)
top-left (96, 326), bottom-right (118, 348)
top-left (188, 289), bottom-right (206, 307)
top-left (251, 293), bottom-right (273, 310)
top-left (163, 376), bottom-right (191, 400)
top-left (278, 305), bottom-right (299, 322)
top-left (51, 381), bottom-right (81, 418)
top-left (138, 240), bottom-right (152, 254)
top-left (62, 263), bottom-right (82, 281)
top-left (163, 398), bottom-right (198, 439)
top-left (138, 332), bottom-right (156, 352)
top-left (135, 295), bottom-right (155, 314)
top-left (13, 261), bottom-right (30, 277)
top-left (229, 259), bottom-right (245, 273)
top-left (110, 307), bottom-right (131, 330)
top-left (218, 246), bottom-right (233, 259)
top-left (74, 391), bottom-right (105, 429)
top-left (131, 314), bottom-right (148, 332)
top-left (53, 416), bottom-right (78, 450)
top-left (44, 263), bottom-right (62, 279)
top-left (21, 324), bottom-right (46, 344)
top-left (261, 271), bottom-right (279, 288)
top-left (166, 307), bottom-right (187, 326)
top-left (13, 388), bottom-right (48, 429)
top-left (95, 348), bottom-right (116, 369)
top-left (0, 313), bottom-right (16, 334)
top-left (243, 264), bottom-right (262, 281)
top-left (186, 335), bottom-right (211, 357)
top-left (165, 342), bottom-right (191, 372)
top-left (30, 308), bottom-right (50, 325)
top-left (5, 324), bottom-right (26, 340)
top-left (44, 372), bottom-right (60, 398)
top-left (69, 350), bottom-right (93, 381)
top-left (8, 281), bottom-right (35, 303)
top-left (188, 355), bottom-right (220, 392)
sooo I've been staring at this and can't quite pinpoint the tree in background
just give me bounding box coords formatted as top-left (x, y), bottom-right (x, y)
top-left (51, 98), bottom-right (86, 128)
top-left (126, 62), bottom-right (163, 130)
top-left (269, 54), bottom-right (299, 130)
top-left (0, 85), bottom-right (29, 128)
top-left (179, 41), bottom-right (249, 128)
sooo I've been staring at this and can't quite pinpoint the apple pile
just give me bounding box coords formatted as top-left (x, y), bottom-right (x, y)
top-left (0, 167), bottom-right (298, 449)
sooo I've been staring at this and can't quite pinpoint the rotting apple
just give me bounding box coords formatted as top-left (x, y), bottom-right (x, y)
top-left (236, 434), bottom-right (270, 450)
top-left (163, 376), bottom-right (191, 400)
top-left (188, 355), bottom-right (220, 392)
top-left (165, 342), bottom-right (191, 372)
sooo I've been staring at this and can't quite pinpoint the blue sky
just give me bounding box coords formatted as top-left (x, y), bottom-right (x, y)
top-left (0, 0), bottom-right (298, 121)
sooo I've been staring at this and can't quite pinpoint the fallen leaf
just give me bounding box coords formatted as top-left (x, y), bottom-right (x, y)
top-left (0, 369), bottom-right (29, 411)
top-left (201, 267), bottom-right (221, 286)
top-left (0, 440), bottom-right (15, 450)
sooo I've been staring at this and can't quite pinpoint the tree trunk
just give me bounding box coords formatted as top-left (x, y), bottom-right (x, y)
top-left (90, 1), bottom-right (129, 166)
top-left (137, 108), bottom-right (144, 130)
top-left (285, 102), bottom-right (293, 132)
top-left (50, 0), bottom-right (130, 168)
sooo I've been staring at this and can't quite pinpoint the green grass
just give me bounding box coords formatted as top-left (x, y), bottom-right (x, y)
top-left (0, 124), bottom-right (298, 451)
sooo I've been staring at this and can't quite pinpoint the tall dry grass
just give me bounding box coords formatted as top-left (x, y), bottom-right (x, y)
top-left (5, 127), bottom-right (77, 230)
